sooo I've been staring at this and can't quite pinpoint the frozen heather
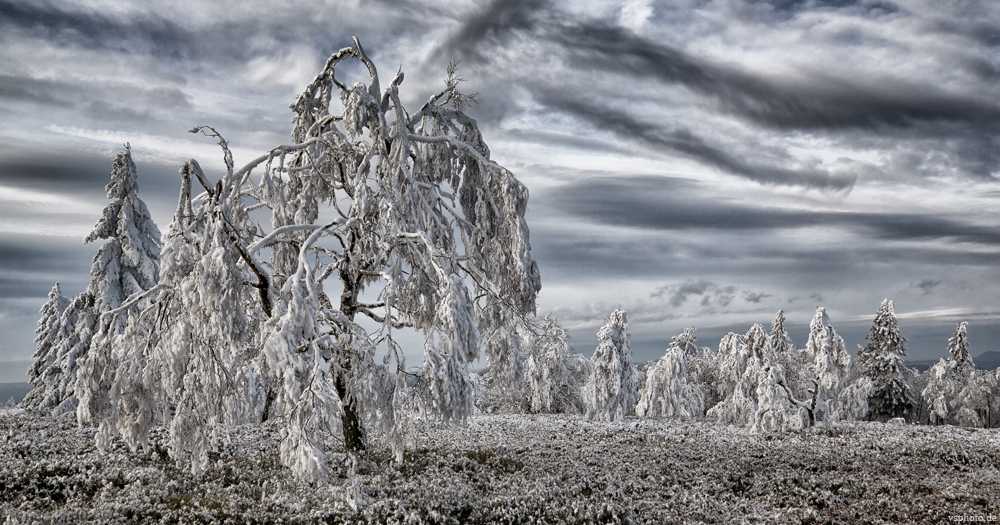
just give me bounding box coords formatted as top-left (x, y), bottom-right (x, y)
top-left (2, 410), bottom-right (998, 524)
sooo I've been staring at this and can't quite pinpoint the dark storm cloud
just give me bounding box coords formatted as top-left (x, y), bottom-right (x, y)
top-left (0, 153), bottom-right (180, 196)
top-left (440, 2), bottom-right (1000, 185)
top-left (552, 22), bottom-right (1000, 134)
top-left (446, 4), bottom-right (1000, 135)
top-left (913, 279), bottom-right (942, 295)
top-left (532, 89), bottom-right (856, 189)
top-left (438, 0), bottom-right (549, 61)
top-left (0, 0), bottom-right (251, 63)
top-left (542, 175), bottom-right (1000, 246)
top-left (748, 0), bottom-right (899, 15)
top-left (0, 234), bottom-right (94, 298)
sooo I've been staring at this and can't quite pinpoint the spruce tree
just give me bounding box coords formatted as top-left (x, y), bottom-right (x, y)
top-left (946, 322), bottom-right (975, 381)
top-left (33, 146), bottom-right (162, 421)
top-left (857, 299), bottom-right (913, 421)
top-left (23, 283), bottom-right (70, 407)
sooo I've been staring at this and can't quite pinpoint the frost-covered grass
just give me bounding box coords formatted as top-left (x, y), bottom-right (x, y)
top-left (1, 409), bottom-right (997, 524)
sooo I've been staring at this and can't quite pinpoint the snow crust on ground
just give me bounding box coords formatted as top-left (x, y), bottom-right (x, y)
top-left (1, 410), bottom-right (997, 524)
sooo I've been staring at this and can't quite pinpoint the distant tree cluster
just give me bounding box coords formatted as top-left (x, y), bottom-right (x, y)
top-left (478, 301), bottom-right (998, 434)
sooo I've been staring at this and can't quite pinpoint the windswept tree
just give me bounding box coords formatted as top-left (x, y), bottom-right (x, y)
top-left (584, 309), bottom-right (638, 422)
top-left (856, 300), bottom-right (913, 421)
top-left (23, 283), bottom-right (70, 408)
top-left (90, 39), bottom-right (542, 482)
top-left (636, 327), bottom-right (705, 418)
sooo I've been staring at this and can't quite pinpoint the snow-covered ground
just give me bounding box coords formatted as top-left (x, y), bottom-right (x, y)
top-left (1, 409), bottom-right (997, 524)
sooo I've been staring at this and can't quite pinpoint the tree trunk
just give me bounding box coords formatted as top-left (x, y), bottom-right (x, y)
top-left (337, 263), bottom-right (366, 456)
top-left (335, 369), bottom-right (366, 455)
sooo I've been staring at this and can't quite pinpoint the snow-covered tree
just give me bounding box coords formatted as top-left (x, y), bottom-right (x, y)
top-left (521, 316), bottom-right (587, 414)
top-left (921, 322), bottom-right (977, 426)
top-left (946, 322), bottom-right (975, 382)
top-left (803, 307), bottom-right (851, 425)
top-left (953, 368), bottom-right (999, 428)
top-left (26, 148), bottom-right (160, 417)
top-left (770, 310), bottom-right (792, 355)
top-left (856, 300), bottom-right (913, 422)
top-left (636, 327), bottom-right (705, 418)
top-left (923, 358), bottom-right (953, 425)
top-left (75, 146), bottom-right (162, 446)
top-left (584, 310), bottom-right (638, 422)
top-left (98, 39), bottom-right (541, 481)
top-left (23, 283), bottom-right (70, 408)
top-left (707, 323), bottom-right (800, 430)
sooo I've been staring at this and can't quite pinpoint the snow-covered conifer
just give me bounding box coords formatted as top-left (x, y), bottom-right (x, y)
top-left (73, 146), bottom-right (161, 445)
top-left (636, 327), bottom-right (705, 418)
top-left (856, 300), bottom-right (913, 422)
top-left (803, 307), bottom-right (851, 425)
top-left (946, 322), bottom-right (975, 381)
top-left (29, 148), bottom-right (160, 418)
top-left (23, 283), bottom-right (70, 408)
top-left (770, 310), bottom-right (792, 355)
top-left (922, 322), bottom-right (978, 426)
top-left (584, 310), bottom-right (638, 422)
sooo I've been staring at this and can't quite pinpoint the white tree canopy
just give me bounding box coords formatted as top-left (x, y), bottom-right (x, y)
top-left (87, 39), bottom-right (542, 482)
top-left (584, 309), bottom-right (638, 422)
top-left (636, 327), bottom-right (705, 418)
top-left (804, 307), bottom-right (851, 425)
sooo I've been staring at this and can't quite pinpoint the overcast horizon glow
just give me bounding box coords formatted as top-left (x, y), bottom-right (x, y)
top-left (2, 0), bottom-right (1000, 381)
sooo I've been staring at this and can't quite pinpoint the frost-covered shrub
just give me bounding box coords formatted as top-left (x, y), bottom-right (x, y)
top-left (583, 310), bottom-right (638, 422)
top-left (636, 328), bottom-right (705, 418)
top-left (708, 324), bottom-right (776, 428)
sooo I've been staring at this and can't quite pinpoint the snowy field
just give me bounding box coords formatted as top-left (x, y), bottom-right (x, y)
top-left (1, 409), bottom-right (997, 524)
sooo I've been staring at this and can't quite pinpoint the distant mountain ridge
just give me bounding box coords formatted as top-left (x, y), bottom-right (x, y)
top-left (905, 351), bottom-right (1000, 372)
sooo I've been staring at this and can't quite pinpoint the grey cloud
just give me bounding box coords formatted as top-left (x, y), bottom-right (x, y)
top-left (913, 279), bottom-right (942, 295)
top-left (747, 0), bottom-right (899, 15)
top-left (553, 22), bottom-right (1000, 135)
top-left (542, 175), bottom-right (1000, 246)
top-left (532, 89), bottom-right (856, 190)
top-left (744, 292), bottom-right (772, 303)
top-left (0, 234), bottom-right (94, 299)
top-left (438, 0), bottom-right (549, 62)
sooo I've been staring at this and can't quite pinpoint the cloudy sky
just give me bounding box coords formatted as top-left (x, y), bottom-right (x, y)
top-left (2, 0), bottom-right (1000, 380)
